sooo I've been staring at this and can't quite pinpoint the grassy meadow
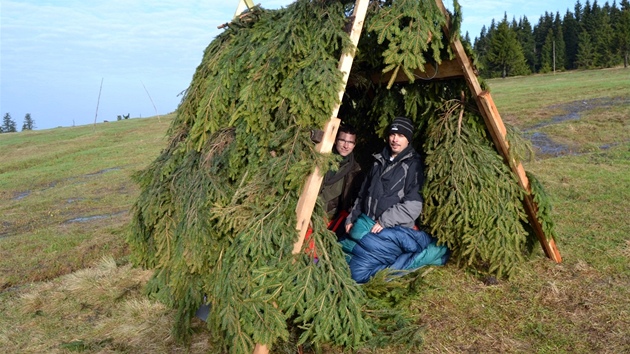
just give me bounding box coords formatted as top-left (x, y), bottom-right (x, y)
top-left (1, 67), bottom-right (629, 353)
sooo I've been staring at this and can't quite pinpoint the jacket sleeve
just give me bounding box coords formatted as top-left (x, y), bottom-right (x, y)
top-left (377, 158), bottom-right (424, 228)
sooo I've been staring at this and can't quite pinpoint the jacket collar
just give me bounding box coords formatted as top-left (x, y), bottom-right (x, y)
top-left (375, 145), bottom-right (415, 164)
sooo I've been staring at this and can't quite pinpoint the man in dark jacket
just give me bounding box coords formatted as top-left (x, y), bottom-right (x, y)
top-left (342, 117), bottom-right (448, 283)
top-left (345, 116), bottom-right (423, 232)
top-left (320, 124), bottom-right (362, 221)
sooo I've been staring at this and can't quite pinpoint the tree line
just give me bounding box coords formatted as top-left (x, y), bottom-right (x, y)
top-left (2, 113), bottom-right (35, 133)
top-left (466, 0), bottom-right (630, 78)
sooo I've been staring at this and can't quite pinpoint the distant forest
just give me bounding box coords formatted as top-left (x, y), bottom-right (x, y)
top-left (463, 0), bottom-right (630, 78)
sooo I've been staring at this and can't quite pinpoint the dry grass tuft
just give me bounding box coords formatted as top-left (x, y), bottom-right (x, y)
top-left (0, 257), bottom-right (211, 353)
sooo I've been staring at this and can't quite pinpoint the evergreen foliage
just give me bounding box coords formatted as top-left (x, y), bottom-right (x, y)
top-left (421, 99), bottom-right (529, 277)
top-left (540, 29), bottom-right (555, 73)
top-left (618, 0), bottom-right (630, 67)
top-left (576, 30), bottom-right (598, 68)
top-left (128, 0), bottom-right (557, 352)
top-left (22, 113), bottom-right (35, 131)
top-left (553, 12), bottom-right (567, 71)
top-left (364, 0), bottom-right (450, 88)
top-left (516, 16), bottom-right (537, 72)
top-left (534, 12), bottom-right (555, 71)
top-left (527, 172), bottom-right (559, 244)
top-left (563, 9), bottom-right (580, 69)
top-left (471, 0), bottom-right (630, 76)
top-left (2, 113), bottom-right (17, 133)
top-left (485, 15), bottom-right (529, 77)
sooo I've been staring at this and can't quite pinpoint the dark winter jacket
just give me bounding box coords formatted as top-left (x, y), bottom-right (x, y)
top-left (320, 152), bottom-right (362, 219)
top-left (346, 145), bottom-right (423, 229)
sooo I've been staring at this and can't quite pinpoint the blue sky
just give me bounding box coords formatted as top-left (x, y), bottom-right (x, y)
top-left (1, 0), bottom-right (577, 130)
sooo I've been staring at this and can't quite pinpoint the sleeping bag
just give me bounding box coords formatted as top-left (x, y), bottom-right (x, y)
top-left (340, 214), bottom-right (449, 283)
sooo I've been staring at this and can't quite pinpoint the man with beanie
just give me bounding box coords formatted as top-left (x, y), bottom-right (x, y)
top-left (342, 116), bottom-right (448, 283)
top-left (345, 116), bottom-right (422, 233)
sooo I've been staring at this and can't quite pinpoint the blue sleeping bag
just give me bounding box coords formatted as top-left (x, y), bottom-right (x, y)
top-left (340, 214), bottom-right (449, 283)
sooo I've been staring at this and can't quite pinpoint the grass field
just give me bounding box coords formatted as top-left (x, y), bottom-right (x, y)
top-left (1, 67), bottom-right (629, 353)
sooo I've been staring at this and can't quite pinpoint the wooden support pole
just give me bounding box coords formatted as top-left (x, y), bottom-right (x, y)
top-left (254, 0), bottom-right (371, 353)
top-left (478, 93), bottom-right (562, 262)
top-left (434, 0), bottom-right (561, 263)
top-left (370, 58), bottom-right (465, 85)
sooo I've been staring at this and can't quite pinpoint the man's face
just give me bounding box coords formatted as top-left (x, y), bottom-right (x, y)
top-left (335, 131), bottom-right (356, 157)
top-left (388, 133), bottom-right (409, 157)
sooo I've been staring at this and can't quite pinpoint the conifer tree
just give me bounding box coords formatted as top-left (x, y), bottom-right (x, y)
top-left (582, 0), bottom-right (595, 34)
top-left (516, 16), bottom-right (537, 72)
top-left (563, 9), bottom-right (581, 69)
top-left (22, 113), bottom-right (35, 131)
top-left (617, 0), bottom-right (630, 67)
top-left (575, 0), bottom-right (584, 23)
top-left (474, 25), bottom-right (491, 74)
top-left (486, 14), bottom-right (529, 77)
top-left (534, 12), bottom-right (555, 71)
top-left (576, 30), bottom-right (598, 68)
top-left (553, 12), bottom-right (567, 71)
top-left (592, 1), bottom-right (617, 67)
top-left (540, 29), bottom-right (555, 73)
top-left (463, 31), bottom-right (472, 47)
top-left (2, 113), bottom-right (17, 133)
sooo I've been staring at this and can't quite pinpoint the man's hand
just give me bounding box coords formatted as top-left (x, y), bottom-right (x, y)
top-left (370, 221), bottom-right (383, 233)
top-left (345, 223), bottom-right (353, 233)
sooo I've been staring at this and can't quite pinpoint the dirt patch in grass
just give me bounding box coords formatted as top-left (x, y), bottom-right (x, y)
top-left (519, 96), bottom-right (630, 158)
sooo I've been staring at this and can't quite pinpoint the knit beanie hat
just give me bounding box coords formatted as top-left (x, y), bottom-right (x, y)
top-left (388, 116), bottom-right (414, 142)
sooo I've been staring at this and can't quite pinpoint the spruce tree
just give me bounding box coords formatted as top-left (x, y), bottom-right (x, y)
top-left (534, 12), bottom-right (555, 72)
top-left (553, 12), bottom-right (567, 71)
top-left (540, 29), bottom-right (554, 73)
top-left (474, 25), bottom-right (491, 75)
top-left (563, 9), bottom-right (581, 69)
top-left (22, 113), bottom-right (35, 131)
top-left (517, 16), bottom-right (537, 72)
top-left (582, 0), bottom-right (595, 35)
top-left (593, 1), bottom-right (617, 67)
top-left (486, 14), bottom-right (529, 77)
top-left (2, 113), bottom-right (17, 133)
top-left (617, 0), bottom-right (630, 67)
top-left (575, 0), bottom-right (584, 23)
top-left (576, 30), bottom-right (598, 68)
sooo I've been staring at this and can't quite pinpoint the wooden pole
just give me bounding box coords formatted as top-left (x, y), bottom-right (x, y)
top-left (434, 0), bottom-right (561, 263)
top-left (253, 0), bottom-right (371, 352)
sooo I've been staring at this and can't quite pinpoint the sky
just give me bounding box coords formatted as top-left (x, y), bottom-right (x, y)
top-left (1, 0), bottom-right (578, 130)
